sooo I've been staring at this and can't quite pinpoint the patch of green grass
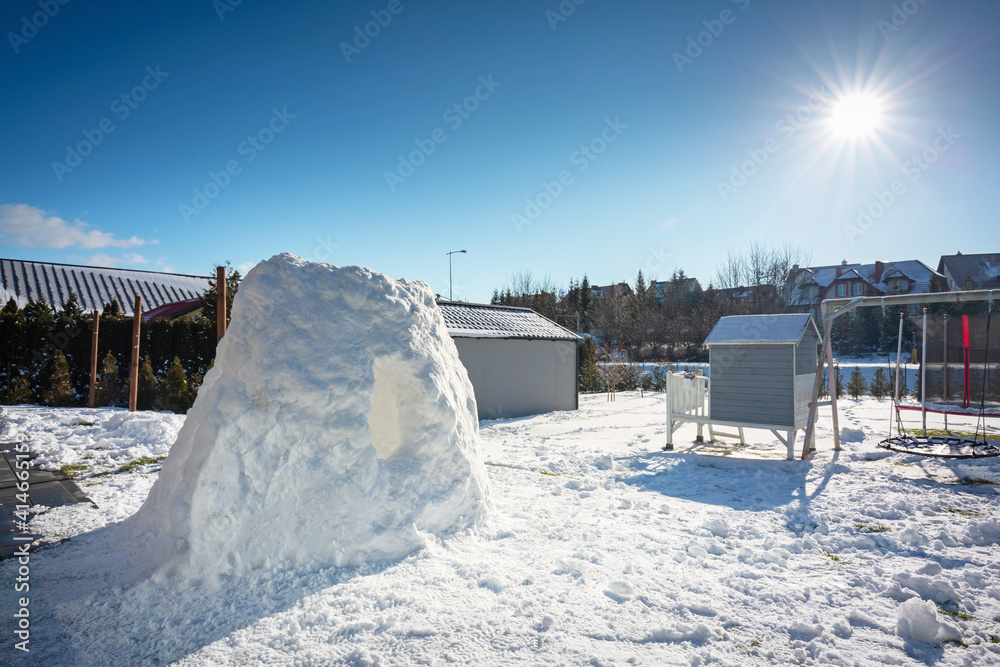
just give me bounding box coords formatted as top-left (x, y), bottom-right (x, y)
top-left (944, 508), bottom-right (983, 518)
top-left (59, 463), bottom-right (88, 478)
top-left (823, 551), bottom-right (842, 562)
top-left (93, 456), bottom-right (166, 477)
top-left (749, 639), bottom-right (761, 648)
top-left (892, 462), bottom-right (914, 467)
top-left (116, 456), bottom-right (165, 473)
top-left (989, 635), bottom-right (1000, 644)
top-left (959, 477), bottom-right (996, 486)
top-left (904, 428), bottom-right (986, 438)
top-left (853, 522), bottom-right (891, 533)
top-left (70, 420), bottom-right (95, 427)
top-left (937, 606), bottom-right (973, 621)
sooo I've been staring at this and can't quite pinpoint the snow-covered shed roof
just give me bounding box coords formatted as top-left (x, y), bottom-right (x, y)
top-left (704, 313), bottom-right (819, 345)
top-left (438, 302), bottom-right (581, 341)
top-left (0, 258), bottom-right (211, 316)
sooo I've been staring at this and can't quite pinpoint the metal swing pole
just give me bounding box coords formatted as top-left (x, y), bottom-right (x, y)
top-left (921, 308), bottom-right (928, 437)
top-left (894, 313), bottom-right (904, 403)
top-left (943, 314), bottom-right (948, 432)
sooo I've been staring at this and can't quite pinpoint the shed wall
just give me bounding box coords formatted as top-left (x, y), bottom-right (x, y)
top-left (709, 344), bottom-right (794, 426)
top-left (452, 338), bottom-right (578, 419)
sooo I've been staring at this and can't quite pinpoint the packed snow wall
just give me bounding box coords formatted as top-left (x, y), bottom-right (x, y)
top-left (135, 254), bottom-right (490, 576)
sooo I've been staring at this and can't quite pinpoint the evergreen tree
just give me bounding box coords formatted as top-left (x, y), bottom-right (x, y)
top-left (847, 366), bottom-right (868, 399)
top-left (160, 356), bottom-right (192, 413)
top-left (95, 352), bottom-right (123, 407)
top-left (43, 349), bottom-right (75, 406)
top-left (578, 337), bottom-right (600, 392)
top-left (136, 356), bottom-right (158, 410)
top-left (834, 364), bottom-right (844, 398)
top-left (1, 378), bottom-right (33, 405)
top-left (897, 364), bottom-right (909, 399)
top-left (201, 264), bottom-right (241, 331)
top-left (103, 299), bottom-right (123, 318)
top-left (60, 292), bottom-right (84, 320)
top-left (634, 270), bottom-right (647, 298)
top-left (2, 297), bottom-right (18, 314)
top-left (870, 367), bottom-right (891, 400)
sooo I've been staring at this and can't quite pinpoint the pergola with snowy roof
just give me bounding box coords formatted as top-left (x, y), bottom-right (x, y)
top-left (666, 313), bottom-right (821, 460)
top-left (437, 301), bottom-right (582, 419)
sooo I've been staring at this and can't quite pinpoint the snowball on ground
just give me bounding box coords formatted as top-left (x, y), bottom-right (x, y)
top-left (133, 254), bottom-right (490, 576)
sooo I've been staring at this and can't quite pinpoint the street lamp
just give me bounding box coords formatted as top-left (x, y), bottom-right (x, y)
top-left (447, 250), bottom-right (467, 301)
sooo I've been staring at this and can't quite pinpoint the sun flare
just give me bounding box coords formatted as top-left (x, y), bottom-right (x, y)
top-left (828, 93), bottom-right (883, 138)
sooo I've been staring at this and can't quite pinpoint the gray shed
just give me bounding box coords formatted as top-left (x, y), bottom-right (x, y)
top-left (438, 302), bottom-right (582, 420)
top-left (703, 313), bottom-right (821, 454)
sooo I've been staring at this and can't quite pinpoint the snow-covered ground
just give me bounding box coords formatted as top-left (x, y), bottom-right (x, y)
top-left (3, 396), bottom-right (1000, 665)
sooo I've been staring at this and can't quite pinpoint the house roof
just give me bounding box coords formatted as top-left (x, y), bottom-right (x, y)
top-left (787, 260), bottom-right (941, 305)
top-left (437, 301), bottom-right (581, 341)
top-left (142, 297), bottom-right (204, 321)
top-left (704, 313), bottom-right (819, 345)
top-left (937, 253), bottom-right (1000, 289)
top-left (0, 258), bottom-right (211, 316)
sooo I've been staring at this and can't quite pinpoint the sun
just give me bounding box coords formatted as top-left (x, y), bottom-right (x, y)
top-left (828, 93), bottom-right (884, 138)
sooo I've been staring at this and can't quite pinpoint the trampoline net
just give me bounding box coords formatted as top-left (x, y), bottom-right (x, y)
top-left (914, 312), bottom-right (1000, 409)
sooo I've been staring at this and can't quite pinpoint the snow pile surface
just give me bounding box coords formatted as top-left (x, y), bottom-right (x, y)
top-left (135, 254), bottom-right (490, 575)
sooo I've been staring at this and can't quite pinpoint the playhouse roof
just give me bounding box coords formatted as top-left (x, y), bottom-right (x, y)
top-left (704, 313), bottom-right (819, 346)
top-left (437, 301), bottom-right (581, 341)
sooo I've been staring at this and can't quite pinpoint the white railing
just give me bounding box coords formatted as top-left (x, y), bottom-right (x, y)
top-left (665, 371), bottom-right (708, 419)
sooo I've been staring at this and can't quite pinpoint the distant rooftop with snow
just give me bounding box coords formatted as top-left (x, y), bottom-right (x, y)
top-left (437, 301), bottom-right (581, 341)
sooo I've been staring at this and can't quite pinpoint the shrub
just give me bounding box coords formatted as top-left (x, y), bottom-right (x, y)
top-left (870, 367), bottom-right (890, 400)
top-left (159, 356), bottom-right (191, 413)
top-left (847, 366), bottom-right (868, 399)
top-left (136, 356), bottom-right (158, 410)
top-left (95, 352), bottom-right (123, 407)
top-left (43, 349), bottom-right (75, 406)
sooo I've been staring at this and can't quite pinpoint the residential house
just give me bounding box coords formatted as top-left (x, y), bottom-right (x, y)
top-left (936, 252), bottom-right (1000, 291)
top-left (785, 259), bottom-right (943, 319)
top-left (650, 277), bottom-right (701, 305)
top-left (589, 283), bottom-right (632, 298)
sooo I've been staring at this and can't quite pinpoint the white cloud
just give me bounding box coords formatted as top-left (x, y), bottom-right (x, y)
top-left (237, 261), bottom-right (259, 275)
top-left (84, 253), bottom-right (150, 268)
top-left (0, 203), bottom-right (156, 249)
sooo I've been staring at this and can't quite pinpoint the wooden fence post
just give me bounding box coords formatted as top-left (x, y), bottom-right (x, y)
top-left (129, 296), bottom-right (142, 412)
top-left (89, 310), bottom-right (100, 408)
top-left (217, 265), bottom-right (227, 343)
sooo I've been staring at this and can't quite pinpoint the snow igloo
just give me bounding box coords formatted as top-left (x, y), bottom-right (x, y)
top-left (135, 254), bottom-right (491, 576)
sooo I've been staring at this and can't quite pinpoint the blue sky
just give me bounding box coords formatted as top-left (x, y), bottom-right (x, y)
top-left (1, 0), bottom-right (998, 302)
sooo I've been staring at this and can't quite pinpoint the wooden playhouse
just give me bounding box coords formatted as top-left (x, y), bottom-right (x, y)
top-left (666, 313), bottom-right (821, 459)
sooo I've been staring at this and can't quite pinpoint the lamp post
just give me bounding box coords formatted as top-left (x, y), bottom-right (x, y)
top-left (447, 250), bottom-right (467, 301)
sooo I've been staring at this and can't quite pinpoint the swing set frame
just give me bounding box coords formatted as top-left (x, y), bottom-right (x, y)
top-left (800, 288), bottom-right (999, 460)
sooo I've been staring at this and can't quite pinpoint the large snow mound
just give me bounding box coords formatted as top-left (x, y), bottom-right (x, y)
top-left (134, 254), bottom-right (490, 576)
